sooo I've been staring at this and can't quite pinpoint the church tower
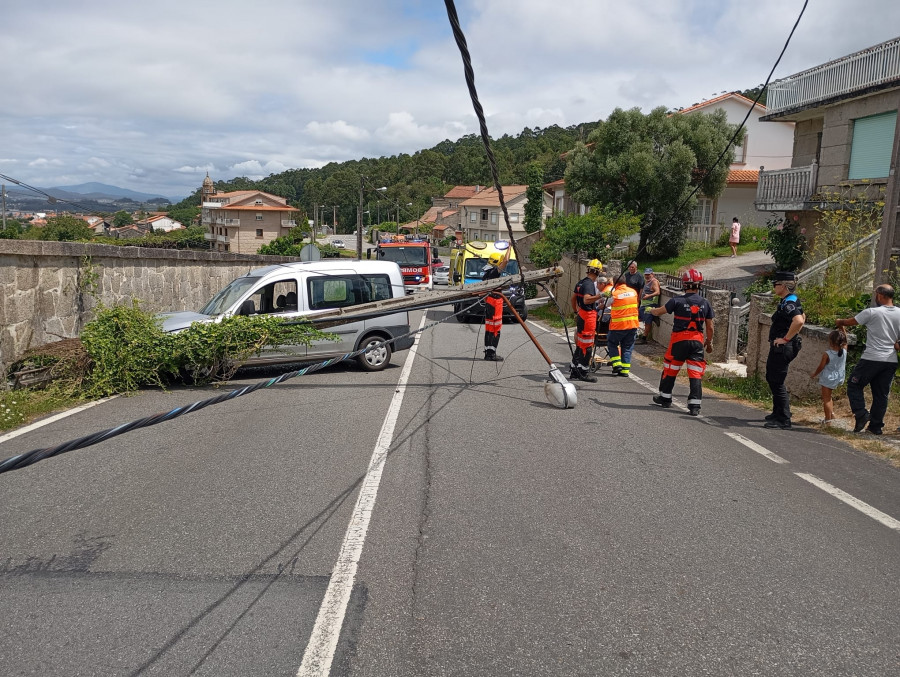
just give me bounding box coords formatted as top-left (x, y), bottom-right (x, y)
top-left (201, 172), bottom-right (215, 203)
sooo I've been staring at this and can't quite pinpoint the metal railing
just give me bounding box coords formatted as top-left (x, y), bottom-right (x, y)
top-left (685, 223), bottom-right (725, 245)
top-left (755, 162), bottom-right (818, 206)
top-left (723, 229), bottom-right (882, 361)
top-left (766, 36), bottom-right (900, 115)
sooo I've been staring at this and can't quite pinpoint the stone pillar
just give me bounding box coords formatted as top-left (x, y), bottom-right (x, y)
top-left (705, 289), bottom-right (731, 363)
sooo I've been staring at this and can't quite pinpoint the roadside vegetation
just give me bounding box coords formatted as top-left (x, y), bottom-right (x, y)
top-left (2, 303), bottom-right (332, 432)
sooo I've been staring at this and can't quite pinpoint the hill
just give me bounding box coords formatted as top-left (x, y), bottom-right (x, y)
top-left (173, 122), bottom-right (600, 234)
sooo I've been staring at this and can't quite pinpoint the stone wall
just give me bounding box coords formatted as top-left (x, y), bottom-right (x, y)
top-left (744, 293), bottom-right (852, 398)
top-left (0, 240), bottom-right (297, 373)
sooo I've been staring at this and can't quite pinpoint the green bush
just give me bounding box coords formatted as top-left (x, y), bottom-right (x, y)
top-left (79, 302), bottom-right (332, 394)
top-left (764, 215), bottom-right (806, 270)
top-left (80, 302), bottom-right (177, 395)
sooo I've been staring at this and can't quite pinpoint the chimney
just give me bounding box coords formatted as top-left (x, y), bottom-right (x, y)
top-left (437, 209), bottom-right (444, 223)
top-left (475, 185), bottom-right (480, 193)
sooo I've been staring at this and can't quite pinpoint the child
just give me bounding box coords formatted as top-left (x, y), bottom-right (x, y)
top-left (810, 329), bottom-right (848, 424)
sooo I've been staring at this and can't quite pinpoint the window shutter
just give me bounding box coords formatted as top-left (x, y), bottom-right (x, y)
top-left (848, 111), bottom-right (897, 180)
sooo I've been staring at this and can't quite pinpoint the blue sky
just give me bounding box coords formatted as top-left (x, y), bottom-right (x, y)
top-left (1, 0), bottom-right (898, 200)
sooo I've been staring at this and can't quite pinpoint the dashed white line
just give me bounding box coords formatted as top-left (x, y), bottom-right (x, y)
top-left (296, 313), bottom-right (426, 677)
top-left (0, 397), bottom-right (117, 446)
top-left (724, 432), bottom-right (790, 464)
top-left (795, 472), bottom-right (900, 532)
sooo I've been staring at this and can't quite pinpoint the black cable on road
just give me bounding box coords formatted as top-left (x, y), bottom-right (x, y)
top-left (0, 297), bottom-right (487, 476)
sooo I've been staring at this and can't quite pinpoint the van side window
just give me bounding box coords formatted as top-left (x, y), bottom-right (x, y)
top-left (246, 279), bottom-right (298, 315)
top-left (308, 274), bottom-right (393, 309)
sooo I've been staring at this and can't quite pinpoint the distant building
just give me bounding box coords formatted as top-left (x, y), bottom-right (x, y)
top-left (426, 185), bottom-right (551, 242)
top-left (134, 214), bottom-right (184, 232)
top-left (199, 174), bottom-right (299, 253)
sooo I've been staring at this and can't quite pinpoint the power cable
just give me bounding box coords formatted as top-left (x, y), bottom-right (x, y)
top-left (609, 0), bottom-right (808, 286)
top-left (443, 0), bottom-right (526, 289)
top-left (0, 296), bottom-right (487, 475)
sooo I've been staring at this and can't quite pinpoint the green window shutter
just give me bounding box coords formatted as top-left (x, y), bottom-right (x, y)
top-left (848, 111), bottom-right (897, 180)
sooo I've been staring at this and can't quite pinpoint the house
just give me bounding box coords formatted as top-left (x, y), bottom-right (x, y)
top-left (754, 36), bottom-right (900, 272)
top-left (134, 214), bottom-right (184, 233)
top-left (428, 185), bottom-right (552, 242)
top-left (676, 92), bottom-right (795, 241)
top-left (199, 174), bottom-right (300, 254)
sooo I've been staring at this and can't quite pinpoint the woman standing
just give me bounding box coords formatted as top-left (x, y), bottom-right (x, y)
top-left (764, 271), bottom-right (806, 430)
top-left (729, 217), bottom-right (741, 257)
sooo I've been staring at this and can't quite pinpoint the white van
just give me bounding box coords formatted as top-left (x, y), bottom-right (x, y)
top-left (158, 260), bottom-right (413, 371)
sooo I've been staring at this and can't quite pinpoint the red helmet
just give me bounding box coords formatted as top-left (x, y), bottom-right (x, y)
top-left (681, 269), bottom-right (703, 287)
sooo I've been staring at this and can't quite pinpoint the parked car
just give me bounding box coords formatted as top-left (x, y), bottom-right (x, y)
top-left (332, 239), bottom-right (345, 248)
top-left (434, 265), bottom-right (450, 285)
top-left (157, 260), bottom-right (413, 371)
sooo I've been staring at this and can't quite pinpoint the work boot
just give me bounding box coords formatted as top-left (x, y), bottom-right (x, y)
top-left (652, 395), bottom-right (671, 409)
top-left (611, 365), bottom-right (622, 374)
top-left (484, 352), bottom-right (503, 362)
top-left (688, 405), bottom-right (701, 417)
top-left (853, 412), bottom-right (870, 433)
top-left (617, 370), bottom-right (630, 377)
top-left (764, 413), bottom-right (777, 422)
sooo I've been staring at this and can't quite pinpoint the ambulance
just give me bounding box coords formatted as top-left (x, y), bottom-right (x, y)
top-left (449, 240), bottom-right (528, 322)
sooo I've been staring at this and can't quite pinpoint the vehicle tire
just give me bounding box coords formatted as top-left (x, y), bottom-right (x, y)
top-left (357, 335), bottom-right (392, 371)
top-left (518, 305), bottom-right (528, 322)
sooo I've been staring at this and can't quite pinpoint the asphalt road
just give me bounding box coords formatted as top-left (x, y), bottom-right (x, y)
top-left (1, 308), bottom-right (899, 676)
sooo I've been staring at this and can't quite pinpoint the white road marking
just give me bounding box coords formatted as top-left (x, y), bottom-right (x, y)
top-left (296, 313), bottom-right (426, 677)
top-left (795, 472), bottom-right (900, 532)
top-left (724, 432), bottom-right (790, 464)
top-left (0, 397), bottom-right (117, 445)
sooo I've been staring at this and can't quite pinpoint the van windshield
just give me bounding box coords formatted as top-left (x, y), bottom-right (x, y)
top-left (377, 246), bottom-right (428, 266)
top-left (199, 276), bottom-right (260, 315)
top-left (464, 258), bottom-right (520, 279)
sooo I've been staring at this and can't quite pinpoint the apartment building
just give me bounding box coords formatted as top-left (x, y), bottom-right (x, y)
top-left (200, 174), bottom-right (299, 253)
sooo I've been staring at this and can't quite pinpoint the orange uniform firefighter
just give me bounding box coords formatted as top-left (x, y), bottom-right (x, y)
top-left (569, 259), bottom-right (604, 382)
top-left (647, 269), bottom-right (715, 416)
top-left (482, 249), bottom-right (510, 361)
top-left (607, 277), bottom-right (641, 377)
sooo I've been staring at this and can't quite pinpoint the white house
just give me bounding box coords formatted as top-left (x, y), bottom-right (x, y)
top-left (677, 92), bottom-right (795, 239)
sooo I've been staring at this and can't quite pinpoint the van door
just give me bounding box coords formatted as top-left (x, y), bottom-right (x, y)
top-left (305, 274), bottom-right (364, 357)
top-left (238, 277), bottom-right (308, 363)
top-left (359, 273), bottom-right (407, 333)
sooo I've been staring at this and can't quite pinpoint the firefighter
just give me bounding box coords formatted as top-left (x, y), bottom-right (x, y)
top-left (482, 248), bottom-right (510, 361)
top-left (647, 268), bottom-right (715, 416)
top-left (569, 259), bottom-right (604, 382)
top-left (607, 274), bottom-right (641, 376)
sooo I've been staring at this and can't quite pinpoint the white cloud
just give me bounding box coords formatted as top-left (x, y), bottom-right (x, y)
top-left (305, 120), bottom-right (371, 142)
top-left (0, 0), bottom-right (897, 198)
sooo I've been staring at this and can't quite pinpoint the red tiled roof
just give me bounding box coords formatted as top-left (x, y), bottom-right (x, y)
top-left (444, 185), bottom-right (483, 199)
top-left (459, 185), bottom-right (528, 207)
top-left (543, 179), bottom-right (565, 190)
top-left (220, 204), bottom-right (299, 211)
top-left (727, 169), bottom-right (759, 184)
top-left (677, 92), bottom-right (766, 115)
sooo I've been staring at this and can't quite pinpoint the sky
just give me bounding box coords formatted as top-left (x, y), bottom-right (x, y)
top-left (2, 0), bottom-right (899, 201)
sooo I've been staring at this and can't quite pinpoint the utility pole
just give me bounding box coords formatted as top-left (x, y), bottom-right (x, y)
top-left (357, 176), bottom-right (364, 260)
top-left (1, 184), bottom-right (6, 231)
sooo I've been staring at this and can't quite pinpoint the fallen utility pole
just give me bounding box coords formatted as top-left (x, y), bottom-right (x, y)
top-left (301, 266), bottom-right (563, 329)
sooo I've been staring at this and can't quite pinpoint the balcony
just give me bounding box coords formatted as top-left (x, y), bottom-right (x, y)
top-left (203, 232), bottom-right (216, 241)
top-left (281, 220), bottom-right (297, 227)
top-left (213, 218), bottom-right (240, 226)
top-left (755, 162), bottom-right (818, 210)
top-left (765, 37), bottom-right (900, 117)
top-left (216, 234), bottom-right (229, 243)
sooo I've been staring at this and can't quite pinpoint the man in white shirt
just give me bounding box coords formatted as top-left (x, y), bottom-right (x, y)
top-left (835, 284), bottom-right (900, 435)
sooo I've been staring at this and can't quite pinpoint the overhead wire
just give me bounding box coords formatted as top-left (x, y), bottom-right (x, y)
top-left (613, 0), bottom-right (809, 286)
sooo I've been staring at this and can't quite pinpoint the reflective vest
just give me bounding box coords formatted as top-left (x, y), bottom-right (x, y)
top-left (609, 284), bottom-right (640, 330)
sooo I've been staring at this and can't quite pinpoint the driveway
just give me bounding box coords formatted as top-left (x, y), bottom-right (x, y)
top-left (690, 249), bottom-right (774, 294)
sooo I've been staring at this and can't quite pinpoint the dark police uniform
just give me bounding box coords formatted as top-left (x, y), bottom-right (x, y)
top-left (766, 292), bottom-right (804, 426)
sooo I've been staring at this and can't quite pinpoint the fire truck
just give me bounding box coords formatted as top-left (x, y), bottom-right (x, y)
top-left (370, 237), bottom-right (438, 293)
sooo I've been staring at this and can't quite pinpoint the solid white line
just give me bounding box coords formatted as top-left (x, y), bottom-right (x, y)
top-left (795, 472), bottom-right (900, 532)
top-left (724, 432), bottom-right (790, 464)
top-left (0, 396), bottom-right (117, 445)
top-left (296, 313), bottom-right (426, 677)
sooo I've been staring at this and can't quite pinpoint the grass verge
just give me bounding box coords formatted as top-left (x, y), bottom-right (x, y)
top-left (0, 387), bottom-right (88, 433)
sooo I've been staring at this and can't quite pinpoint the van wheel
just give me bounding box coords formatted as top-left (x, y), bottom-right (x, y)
top-left (357, 336), bottom-right (392, 371)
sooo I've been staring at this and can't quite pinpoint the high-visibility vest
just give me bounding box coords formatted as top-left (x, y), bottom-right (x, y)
top-left (609, 284), bottom-right (640, 330)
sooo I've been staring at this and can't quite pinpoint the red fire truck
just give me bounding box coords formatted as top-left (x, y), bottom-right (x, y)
top-left (371, 237), bottom-right (437, 293)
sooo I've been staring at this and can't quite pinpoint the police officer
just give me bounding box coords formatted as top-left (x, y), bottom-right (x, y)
top-left (764, 271), bottom-right (805, 429)
top-left (569, 259), bottom-right (604, 382)
top-left (482, 248), bottom-right (510, 361)
top-left (647, 269), bottom-right (714, 416)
